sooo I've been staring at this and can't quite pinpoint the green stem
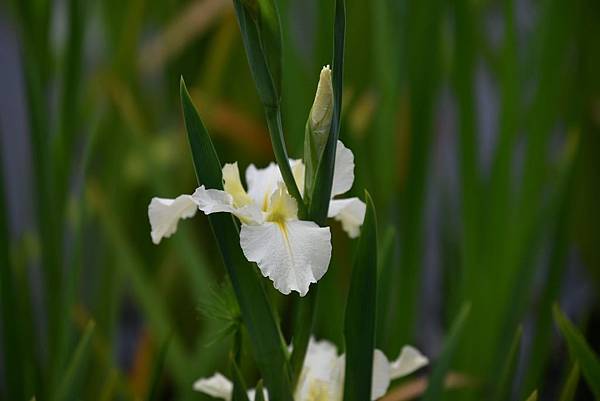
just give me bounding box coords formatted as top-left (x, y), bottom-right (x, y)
top-left (264, 106), bottom-right (306, 216)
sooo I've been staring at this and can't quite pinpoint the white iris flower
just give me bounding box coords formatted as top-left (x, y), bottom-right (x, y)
top-left (148, 140), bottom-right (366, 296)
top-left (193, 337), bottom-right (428, 401)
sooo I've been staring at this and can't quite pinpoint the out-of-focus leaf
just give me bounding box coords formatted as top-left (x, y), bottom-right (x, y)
top-left (493, 326), bottom-right (522, 401)
top-left (0, 134), bottom-right (25, 401)
top-left (558, 363), bottom-right (580, 401)
top-left (231, 357), bottom-right (250, 401)
top-left (343, 192), bottom-right (377, 401)
top-left (180, 79), bottom-right (293, 401)
top-left (376, 226), bottom-right (396, 352)
top-left (55, 320), bottom-right (96, 401)
top-left (524, 390), bottom-right (538, 401)
top-left (254, 381), bottom-right (266, 401)
top-left (422, 303), bottom-right (471, 401)
top-left (145, 335), bottom-right (171, 401)
top-left (553, 306), bottom-right (600, 398)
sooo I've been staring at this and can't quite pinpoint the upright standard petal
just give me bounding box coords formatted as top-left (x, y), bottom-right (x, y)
top-left (371, 349), bottom-right (392, 400)
top-left (240, 220), bottom-right (331, 296)
top-left (148, 194), bottom-right (198, 244)
top-left (331, 140), bottom-right (355, 197)
top-left (389, 345), bottom-right (429, 380)
top-left (193, 373), bottom-right (232, 400)
top-left (245, 162), bottom-right (282, 211)
top-left (222, 162), bottom-right (253, 207)
top-left (327, 198), bottom-right (366, 238)
top-left (295, 338), bottom-right (344, 401)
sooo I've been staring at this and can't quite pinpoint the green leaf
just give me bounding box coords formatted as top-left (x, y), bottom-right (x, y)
top-left (493, 326), bottom-right (523, 401)
top-left (232, 0), bottom-right (279, 108)
top-left (254, 381), bottom-right (266, 401)
top-left (145, 335), bottom-right (171, 401)
top-left (180, 79), bottom-right (293, 401)
top-left (231, 357), bottom-right (250, 401)
top-left (558, 363), bottom-right (580, 401)
top-left (343, 192), bottom-right (377, 401)
top-left (0, 135), bottom-right (26, 401)
top-left (524, 390), bottom-right (538, 401)
top-left (290, 0), bottom-right (346, 384)
top-left (553, 305), bottom-right (600, 398)
top-left (256, 0), bottom-right (282, 97)
top-left (308, 0), bottom-right (345, 224)
top-left (55, 320), bottom-right (96, 401)
top-left (422, 303), bottom-right (471, 401)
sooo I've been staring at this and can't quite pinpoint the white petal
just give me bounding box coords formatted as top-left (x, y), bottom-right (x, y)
top-left (332, 140), bottom-right (355, 196)
top-left (193, 186), bottom-right (263, 224)
top-left (245, 163), bottom-right (282, 211)
top-left (193, 373), bottom-right (232, 400)
top-left (371, 349), bottom-right (392, 400)
top-left (148, 194), bottom-right (198, 244)
top-left (247, 388), bottom-right (269, 401)
top-left (295, 338), bottom-right (343, 401)
top-left (327, 198), bottom-right (366, 238)
top-left (222, 162), bottom-right (254, 207)
top-left (239, 220), bottom-right (331, 296)
top-left (389, 346), bottom-right (429, 380)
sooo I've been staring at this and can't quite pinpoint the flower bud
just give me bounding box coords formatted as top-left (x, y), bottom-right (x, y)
top-left (309, 65), bottom-right (334, 135)
top-left (304, 66), bottom-right (334, 201)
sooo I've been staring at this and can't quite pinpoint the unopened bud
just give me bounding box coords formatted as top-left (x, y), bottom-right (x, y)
top-left (309, 65), bottom-right (333, 135)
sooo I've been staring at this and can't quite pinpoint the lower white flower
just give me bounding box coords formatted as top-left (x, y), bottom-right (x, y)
top-left (148, 140), bottom-right (365, 296)
top-left (193, 338), bottom-right (428, 401)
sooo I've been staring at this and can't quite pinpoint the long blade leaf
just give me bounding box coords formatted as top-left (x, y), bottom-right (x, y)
top-left (553, 305), bottom-right (600, 398)
top-left (180, 78), bottom-right (293, 401)
top-left (343, 192), bottom-right (377, 401)
top-left (422, 303), bottom-right (471, 401)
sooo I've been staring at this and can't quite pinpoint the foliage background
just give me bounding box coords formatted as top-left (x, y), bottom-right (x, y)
top-left (0, 0), bottom-right (599, 400)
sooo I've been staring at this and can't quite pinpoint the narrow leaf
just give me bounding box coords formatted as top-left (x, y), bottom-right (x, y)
top-left (343, 192), bottom-right (377, 401)
top-left (254, 381), bottom-right (266, 401)
top-left (0, 133), bottom-right (25, 401)
top-left (553, 305), bottom-right (600, 398)
top-left (145, 335), bottom-right (171, 401)
top-left (231, 357), bottom-right (250, 401)
top-left (524, 390), bottom-right (538, 401)
top-left (493, 326), bottom-right (523, 401)
top-left (558, 363), bottom-right (580, 401)
top-left (55, 320), bottom-right (96, 401)
top-left (180, 79), bottom-right (293, 401)
top-left (232, 0), bottom-right (279, 107)
top-left (422, 303), bottom-right (471, 401)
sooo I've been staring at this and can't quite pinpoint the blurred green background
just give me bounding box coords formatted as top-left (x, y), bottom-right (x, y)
top-left (0, 0), bottom-right (599, 400)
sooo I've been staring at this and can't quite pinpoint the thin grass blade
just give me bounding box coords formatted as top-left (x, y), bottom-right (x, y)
top-left (422, 303), bottom-right (471, 401)
top-left (55, 320), bottom-right (96, 401)
top-left (231, 357), bottom-right (250, 401)
top-left (145, 335), bottom-right (171, 401)
top-left (343, 192), bottom-right (377, 401)
top-left (558, 363), bottom-right (580, 401)
top-left (553, 306), bottom-right (600, 398)
top-left (493, 326), bottom-right (523, 401)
